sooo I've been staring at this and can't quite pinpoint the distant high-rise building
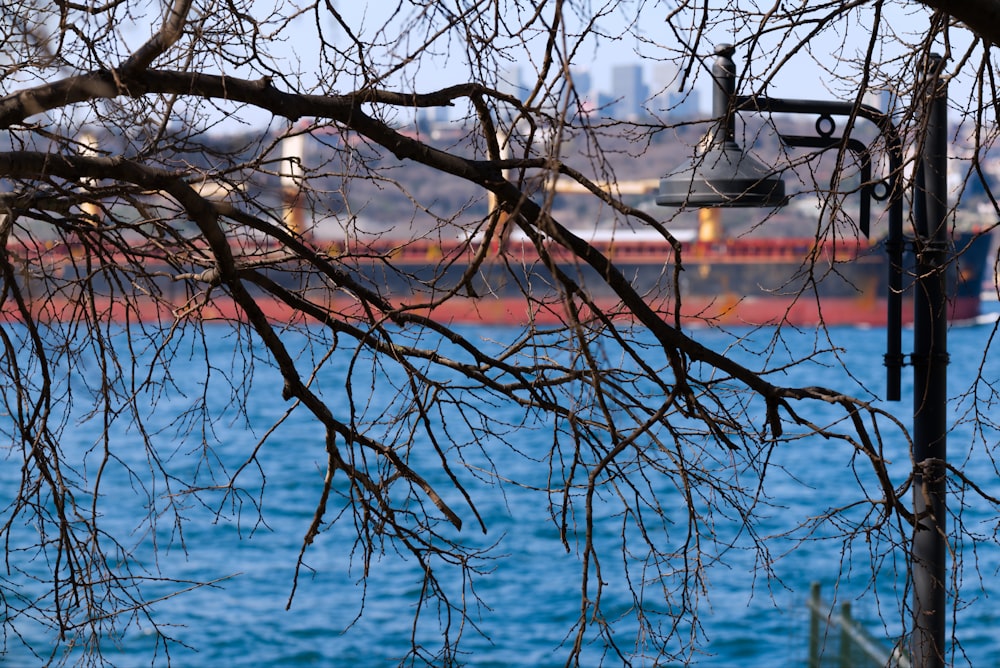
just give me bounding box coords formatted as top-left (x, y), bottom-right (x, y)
top-left (651, 63), bottom-right (680, 93)
top-left (862, 87), bottom-right (898, 115)
top-left (608, 64), bottom-right (647, 120)
top-left (652, 63), bottom-right (701, 119)
top-left (498, 65), bottom-right (529, 100)
top-left (568, 68), bottom-right (594, 117)
top-left (569, 68), bottom-right (592, 101)
top-left (666, 90), bottom-right (701, 119)
top-left (416, 105), bottom-right (450, 130)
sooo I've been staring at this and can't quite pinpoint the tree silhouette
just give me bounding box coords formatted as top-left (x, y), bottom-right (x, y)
top-left (0, 1), bottom-right (998, 665)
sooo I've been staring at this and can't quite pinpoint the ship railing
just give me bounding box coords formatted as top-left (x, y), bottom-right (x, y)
top-left (6, 232), bottom-right (881, 270)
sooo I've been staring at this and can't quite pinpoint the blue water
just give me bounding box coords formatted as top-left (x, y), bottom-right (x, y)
top-left (2, 318), bottom-right (999, 666)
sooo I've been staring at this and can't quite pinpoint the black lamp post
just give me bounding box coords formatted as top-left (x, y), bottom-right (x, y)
top-left (658, 45), bottom-right (951, 667)
top-left (910, 54), bottom-right (949, 668)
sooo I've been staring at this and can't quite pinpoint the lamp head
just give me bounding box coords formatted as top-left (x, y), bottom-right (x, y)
top-left (656, 44), bottom-right (787, 209)
top-left (656, 139), bottom-right (788, 208)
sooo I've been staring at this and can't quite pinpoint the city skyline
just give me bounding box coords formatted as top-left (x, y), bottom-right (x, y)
top-left (496, 60), bottom-right (703, 122)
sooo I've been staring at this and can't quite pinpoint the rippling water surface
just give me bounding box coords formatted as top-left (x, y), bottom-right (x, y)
top-left (3, 320), bottom-right (999, 666)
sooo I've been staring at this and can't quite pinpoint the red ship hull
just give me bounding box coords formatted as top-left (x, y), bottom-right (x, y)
top-left (3, 231), bottom-right (992, 328)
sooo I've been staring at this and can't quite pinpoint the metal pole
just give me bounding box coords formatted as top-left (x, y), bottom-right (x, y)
top-left (910, 53), bottom-right (949, 668)
top-left (711, 45), bottom-right (737, 144)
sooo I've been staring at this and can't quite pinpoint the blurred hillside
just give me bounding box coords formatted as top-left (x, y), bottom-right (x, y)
top-left (37, 114), bottom-right (997, 245)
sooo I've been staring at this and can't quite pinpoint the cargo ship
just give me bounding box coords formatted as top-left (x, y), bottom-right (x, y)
top-left (314, 215), bottom-right (991, 327)
top-left (3, 206), bottom-right (992, 328)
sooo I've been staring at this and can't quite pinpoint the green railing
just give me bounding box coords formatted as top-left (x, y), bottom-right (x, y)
top-left (807, 582), bottom-right (911, 668)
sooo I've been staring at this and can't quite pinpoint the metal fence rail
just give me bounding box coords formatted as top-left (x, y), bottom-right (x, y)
top-left (807, 582), bottom-right (911, 668)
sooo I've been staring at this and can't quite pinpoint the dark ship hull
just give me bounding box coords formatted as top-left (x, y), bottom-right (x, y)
top-left (315, 229), bottom-right (992, 327)
top-left (4, 229), bottom-right (993, 328)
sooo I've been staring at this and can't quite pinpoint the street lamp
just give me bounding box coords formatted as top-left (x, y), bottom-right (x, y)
top-left (658, 44), bottom-right (950, 667)
top-left (659, 45), bottom-right (908, 401)
top-left (655, 44), bottom-right (787, 208)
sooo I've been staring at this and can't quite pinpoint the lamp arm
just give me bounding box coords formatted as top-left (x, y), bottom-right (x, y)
top-left (774, 135), bottom-right (872, 237)
top-left (733, 95), bottom-right (905, 401)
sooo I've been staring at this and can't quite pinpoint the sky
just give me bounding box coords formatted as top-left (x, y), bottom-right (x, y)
top-left (116, 1), bottom-right (978, 133)
top-left (318, 2), bottom-right (969, 118)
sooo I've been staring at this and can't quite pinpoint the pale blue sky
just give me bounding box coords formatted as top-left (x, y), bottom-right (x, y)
top-left (110, 1), bottom-right (974, 131)
top-left (322, 2), bottom-right (972, 119)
